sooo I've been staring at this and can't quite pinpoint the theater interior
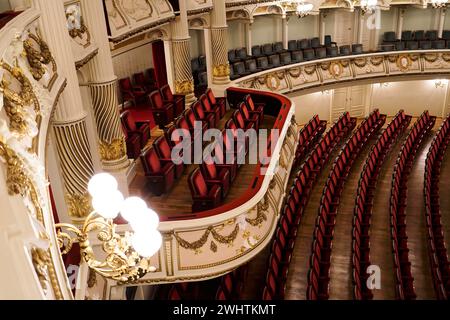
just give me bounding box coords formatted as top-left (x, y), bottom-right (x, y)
top-left (2, 0), bottom-right (450, 302)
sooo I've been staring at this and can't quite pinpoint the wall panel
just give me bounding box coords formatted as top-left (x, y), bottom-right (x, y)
top-left (112, 43), bottom-right (154, 80)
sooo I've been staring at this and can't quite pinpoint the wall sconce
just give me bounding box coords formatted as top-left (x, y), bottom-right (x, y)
top-left (431, 0), bottom-right (448, 9)
top-left (434, 79), bottom-right (449, 88)
top-left (379, 82), bottom-right (390, 88)
top-left (55, 173), bottom-right (161, 283)
top-left (321, 89), bottom-right (330, 95)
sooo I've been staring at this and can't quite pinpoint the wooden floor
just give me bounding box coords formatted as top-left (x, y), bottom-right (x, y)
top-left (328, 137), bottom-right (378, 299)
top-left (129, 113), bottom-right (275, 218)
top-left (404, 134), bottom-right (436, 299)
top-left (369, 131), bottom-right (407, 300)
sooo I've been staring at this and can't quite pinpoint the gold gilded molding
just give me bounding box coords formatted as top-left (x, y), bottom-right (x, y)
top-left (75, 48), bottom-right (99, 70)
top-left (0, 78), bottom-right (28, 135)
top-left (99, 138), bottom-right (126, 161)
top-left (213, 64), bottom-right (230, 77)
top-left (396, 54), bottom-right (412, 72)
top-left (328, 61), bottom-right (344, 79)
top-left (65, 192), bottom-right (92, 218)
top-left (266, 74), bottom-right (281, 91)
top-left (174, 79), bottom-right (194, 95)
top-left (31, 247), bottom-right (51, 294)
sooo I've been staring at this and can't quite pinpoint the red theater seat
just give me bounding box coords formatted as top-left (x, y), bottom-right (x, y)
top-left (160, 84), bottom-right (185, 117)
top-left (119, 77), bottom-right (146, 105)
top-left (148, 90), bottom-right (175, 129)
top-left (188, 168), bottom-right (222, 212)
top-left (120, 110), bottom-right (151, 148)
top-left (140, 147), bottom-right (175, 195)
top-left (154, 135), bottom-right (184, 179)
top-left (200, 161), bottom-right (231, 200)
top-left (192, 100), bottom-right (215, 129)
top-left (206, 88), bottom-right (227, 118)
top-left (199, 94), bottom-right (220, 127)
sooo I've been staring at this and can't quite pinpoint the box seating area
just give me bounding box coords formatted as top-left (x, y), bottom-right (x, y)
top-left (188, 95), bottom-right (265, 212)
top-left (228, 36), bottom-right (364, 80)
top-left (306, 109), bottom-right (387, 300)
top-left (120, 110), bottom-right (152, 159)
top-left (390, 110), bottom-right (436, 300)
top-left (352, 110), bottom-right (412, 300)
top-left (119, 69), bottom-right (157, 106)
top-left (261, 113), bottom-right (357, 300)
top-left (381, 30), bottom-right (450, 50)
top-left (424, 115), bottom-right (450, 299)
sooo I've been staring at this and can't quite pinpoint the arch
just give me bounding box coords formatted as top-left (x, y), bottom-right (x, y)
top-left (188, 17), bottom-right (210, 29)
top-left (146, 27), bottom-right (169, 42)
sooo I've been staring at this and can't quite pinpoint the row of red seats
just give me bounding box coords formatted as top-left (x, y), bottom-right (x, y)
top-left (188, 95), bottom-right (265, 212)
top-left (120, 110), bottom-right (152, 159)
top-left (137, 89), bottom-right (227, 196)
top-left (424, 115), bottom-right (450, 299)
top-left (148, 85), bottom-right (185, 128)
top-left (293, 115), bottom-right (328, 167)
top-left (216, 265), bottom-right (249, 300)
top-left (261, 113), bottom-right (356, 300)
top-left (390, 110), bottom-right (436, 300)
top-left (119, 70), bottom-right (157, 105)
top-left (352, 110), bottom-right (411, 300)
top-left (307, 109), bottom-right (386, 300)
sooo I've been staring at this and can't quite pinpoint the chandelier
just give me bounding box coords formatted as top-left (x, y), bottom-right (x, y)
top-left (360, 0), bottom-right (378, 14)
top-left (282, 1), bottom-right (314, 18)
top-left (431, 0), bottom-right (448, 8)
top-left (55, 173), bottom-right (162, 284)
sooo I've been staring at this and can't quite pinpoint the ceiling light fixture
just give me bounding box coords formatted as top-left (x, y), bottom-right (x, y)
top-left (360, 0), bottom-right (378, 15)
top-left (431, 0), bottom-right (448, 9)
top-left (282, 1), bottom-right (314, 18)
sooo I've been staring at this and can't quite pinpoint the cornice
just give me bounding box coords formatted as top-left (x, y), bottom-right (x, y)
top-left (109, 17), bottom-right (175, 45)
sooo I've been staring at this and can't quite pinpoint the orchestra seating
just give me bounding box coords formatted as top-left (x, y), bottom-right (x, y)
top-left (352, 110), bottom-right (412, 300)
top-left (424, 115), bottom-right (450, 299)
top-left (390, 110), bottom-right (436, 300)
top-left (148, 90), bottom-right (175, 128)
top-left (262, 112), bottom-right (357, 300)
top-left (293, 115), bottom-right (328, 167)
top-left (215, 265), bottom-right (249, 300)
top-left (307, 109), bottom-right (387, 300)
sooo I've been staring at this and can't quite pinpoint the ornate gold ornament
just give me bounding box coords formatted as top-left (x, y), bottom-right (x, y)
top-left (304, 65), bottom-right (316, 75)
top-left (213, 64), bottom-right (230, 77)
top-left (442, 53), bottom-right (450, 62)
top-left (424, 54), bottom-right (439, 63)
top-left (65, 192), bottom-right (92, 218)
top-left (396, 54), bottom-right (412, 72)
top-left (31, 247), bottom-right (51, 294)
top-left (174, 224), bottom-right (240, 252)
top-left (328, 61), bottom-right (344, 79)
top-left (370, 56), bottom-right (384, 66)
top-left (99, 138), bottom-right (127, 161)
top-left (56, 211), bottom-right (155, 283)
top-left (266, 74), bottom-right (280, 91)
top-left (354, 57), bottom-right (367, 68)
top-left (174, 79), bottom-right (194, 95)
top-left (0, 78), bottom-right (28, 135)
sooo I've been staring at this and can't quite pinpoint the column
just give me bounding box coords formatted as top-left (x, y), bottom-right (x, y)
top-left (282, 14), bottom-right (288, 49)
top-left (210, 0), bottom-right (230, 85)
top-left (358, 10), bottom-right (364, 45)
top-left (396, 8), bottom-right (405, 40)
top-left (319, 11), bottom-right (326, 45)
top-left (245, 21), bottom-right (253, 56)
top-left (33, 0), bottom-right (96, 225)
top-left (438, 8), bottom-right (447, 39)
top-left (80, 0), bottom-right (131, 194)
top-left (171, 0), bottom-right (195, 105)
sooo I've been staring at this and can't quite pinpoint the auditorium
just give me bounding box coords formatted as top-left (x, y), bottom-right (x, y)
top-left (1, 0), bottom-right (450, 302)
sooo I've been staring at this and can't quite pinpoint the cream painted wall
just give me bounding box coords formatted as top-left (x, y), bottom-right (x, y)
top-left (252, 15), bottom-right (282, 45)
top-left (371, 80), bottom-right (447, 117)
top-left (288, 80), bottom-right (448, 126)
top-left (189, 29), bottom-right (205, 58)
top-left (112, 43), bottom-right (154, 80)
top-left (379, 8), bottom-right (396, 39)
top-left (288, 15), bottom-right (317, 40)
top-left (0, 1), bottom-right (11, 12)
top-left (228, 20), bottom-right (243, 49)
top-left (402, 7), bottom-right (437, 31)
top-left (288, 90), bottom-right (332, 125)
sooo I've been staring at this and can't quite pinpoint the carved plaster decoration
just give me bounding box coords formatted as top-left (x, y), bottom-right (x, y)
top-left (66, 2), bottom-right (91, 48)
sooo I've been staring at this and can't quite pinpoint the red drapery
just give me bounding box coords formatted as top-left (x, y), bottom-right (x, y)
top-left (152, 40), bottom-right (168, 88)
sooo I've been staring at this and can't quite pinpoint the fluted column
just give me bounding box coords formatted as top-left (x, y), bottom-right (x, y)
top-left (319, 12), bottom-right (326, 46)
top-left (282, 15), bottom-right (288, 49)
top-left (210, 0), bottom-right (230, 85)
top-left (32, 0), bottom-right (96, 224)
top-left (245, 22), bottom-right (253, 56)
top-left (171, 0), bottom-right (195, 106)
top-left (438, 8), bottom-right (446, 38)
top-left (396, 8), bottom-right (405, 40)
top-left (80, 0), bottom-right (130, 177)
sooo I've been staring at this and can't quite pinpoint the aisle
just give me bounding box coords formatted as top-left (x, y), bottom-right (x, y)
top-left (369, 132), bottom-right (407, 300)
top-left (328, 139), bottom-right (377, 299)
top-left (284, 147), bottom-right (343, 299)
top-left (404, 135), bottom-right (435, 299)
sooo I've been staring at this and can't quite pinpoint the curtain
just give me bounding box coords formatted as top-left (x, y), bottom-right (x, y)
top-left (152, 40), bottom-right (168, 88)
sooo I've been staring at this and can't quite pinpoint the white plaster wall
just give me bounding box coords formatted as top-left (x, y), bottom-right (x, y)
top-left (288, 90), bottom-right (332, 125)
top-left (189, 29), bottom-right (205, 58)
top-left (402, 7), bottom-right (437, 31)
top-left (228, 20), bottom-right (243, 49)
top-left (288, 15), bottom-right (317, 40)
top-left (252, 15), bottom-right (282, 45)
top-left (112, 43), bottom-right (154, 81)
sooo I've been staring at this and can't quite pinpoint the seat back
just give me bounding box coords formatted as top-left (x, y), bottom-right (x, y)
top-left (228, 49), bottom-right (236, 61)
top-left (199, 94), bottom-right (213, 112)
top-left (119, 77), bottom-right (132, 90)
top-left (198, 72), bottom-right (207, 85)
top-left (414, 30), bottom-right (425, 41)
top-left (298, 38), bottom-right (310, 49)
top-left (192, 101), bottom-right (206, 120)
top-left (401, 30), bottom-right (413, 41)
top-left (406, 40), bottom-right (418, 50)
top-left (133, 72), bottom-right (146, 86)
top-left (291, 50), bottom-right (303, 62)
top-left (160, 84), bottom-right (174, 101)
top-left (257, 56), bottom-right (269, 69)
top-left (154, 135), bottom-right (172, 159)
top-left (352, 43), bottom-right (363, 54)
top-left (191, 58), bottom-right (200, 71)
top-left (185, 109), bottom-right (197, 128)
top-left (288, 40), bottom-right (297, 51)
top-left (426, 30), bottom-right (438, 41)
top-left (234, 61), bottom-right (246, 75)
top-left (236, 47), bottom-right (247, 60)
top-left (120, 110), bottom-right (137, 132)
top-left (141, 147), bottom-right (161, 174)
top-left (245, 59), bottom-right (258, 72)
top-left (149, 90), bottom-right (164, 109)
top-left (233, 109), bottom-right (246, 129)
top-left (303, 48), bottom-right (315, 60)
top-left (383, 31), bottom-right (396, 42)
top-left (326, 46), bottom-right (338, 57)
top-left (339, 45), bottom-right (351, 55)
top-left (262, 43), bottom-right (273, 55)
top-left (274, 41), bottom-right (284, 53)
top-left (269, 54), bottom-right (281, 67)
top-left (280, 52), bottom-right (292, 64)
top-left (188, 168), bottom-right (208, 197)
top-left (251, 45), bottom-right (262, 57)
top-left (315, 47), bottom-right (326, 58)
top-left (311, 37), bottom-right (321, 48)
top-left (324, 35), bottom-right (333, 47)
top-left (442, 30), bottom-right (450, 40)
